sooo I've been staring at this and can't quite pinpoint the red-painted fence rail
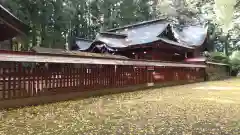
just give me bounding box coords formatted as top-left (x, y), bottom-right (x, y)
top-left (0, 51), bottom-right (206, 101)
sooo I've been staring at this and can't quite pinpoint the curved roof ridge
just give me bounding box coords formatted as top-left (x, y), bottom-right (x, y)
top-left (171, 24), bottom-right (208, 46)
top-left (75, 37), bottom-right (93, 42)
top-left (0, 4), bottom-right (30, 36)
top-left (99, 32), bottom-right (128, 38)
top-left (0, 5), bottom-right (24, 24)
top-left (107, 18), bottom-right (168, 32)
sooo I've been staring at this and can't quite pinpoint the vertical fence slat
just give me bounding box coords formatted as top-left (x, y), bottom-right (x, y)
top-left (71, 65), bottom-right (74, 88)
top-left (76, 66), bottom-right (79, 89)
top-left (32, 66), bottom-right (36, 97)
top-left (2, 67), bottom-right (6, 100)
top-left (0, 58), bottom-right (209, 101)
top-left (79, 66), bottom-right (82, 89)
top-left (28, 68), bottom-right (31, 97)
top-left (7, 65), bottom-right (12, 99)
top-left (16, 63), bottom-right (21, 98)
top-left (18, 64), bottom-right (22, 97)
top-left (12, 63), bottom-right (16, 98)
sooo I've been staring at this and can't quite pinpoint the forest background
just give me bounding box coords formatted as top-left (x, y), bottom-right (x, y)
top-left (1, 0), bottom-right (240, 70)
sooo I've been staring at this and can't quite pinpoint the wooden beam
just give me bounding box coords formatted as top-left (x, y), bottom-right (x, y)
top-left (0, 52), bottom-right (206, 68)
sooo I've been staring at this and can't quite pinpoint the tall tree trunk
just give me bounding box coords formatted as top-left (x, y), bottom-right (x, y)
top-left (9, 39), bottom-right (13, 51)
top-left (224, 34), bottom-right (230, 56)
top-left (32, 25), bottom-right (37, 48)
top-left (152, 0), bottom-right (158, 18)
top-left (40, 24), bottom-right (46, 47)
top-left (208, 27), bottom-right (217, 52)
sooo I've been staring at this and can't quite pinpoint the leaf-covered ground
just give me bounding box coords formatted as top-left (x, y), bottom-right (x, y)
top-left (0, 78), bottom-right (240, 135)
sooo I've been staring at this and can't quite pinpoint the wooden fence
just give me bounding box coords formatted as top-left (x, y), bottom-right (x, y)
top-left (206, 62), bottom-right (231, 81)
top-left (0, 51), bottom-right (206, 101)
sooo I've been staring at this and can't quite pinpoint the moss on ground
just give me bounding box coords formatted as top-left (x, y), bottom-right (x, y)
top-left (0, 78), bottom-right (240, 135)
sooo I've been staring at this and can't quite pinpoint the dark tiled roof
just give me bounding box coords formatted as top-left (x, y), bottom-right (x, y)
top-left (31, 46), bottom-right (129, 59)
top-left (95, 35), bottom-right (129, 48)
top-left (0, 4), bottom-right (29, 41)
top-left (158, 38), bottom-right (193, 49)
top-left (90, 18), bottom-right (208, 51)
top-left (94, 21), bottom-right (170, 48)
top-left (172, 25), bottom-right (208, 46)
top-left (75, 38), bottom-right (92, 51)
top-left (99, 32), bottom-right (128, 38)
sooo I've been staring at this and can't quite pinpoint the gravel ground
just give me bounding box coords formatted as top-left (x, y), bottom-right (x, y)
top-left (0, 78), bottom-right (240, 135)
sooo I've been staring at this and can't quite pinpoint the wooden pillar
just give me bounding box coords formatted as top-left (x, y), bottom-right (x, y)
top-left (10, 39), bottom-right (13, 51)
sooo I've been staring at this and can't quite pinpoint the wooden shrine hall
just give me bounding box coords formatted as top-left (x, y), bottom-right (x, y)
top-left (0, 4), bottom-right (29, 51)
top-left (73, 19), bottom-right (211, 62)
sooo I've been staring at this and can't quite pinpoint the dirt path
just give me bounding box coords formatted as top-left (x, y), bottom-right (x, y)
top-left (0, 78), bottom-right (240, 135)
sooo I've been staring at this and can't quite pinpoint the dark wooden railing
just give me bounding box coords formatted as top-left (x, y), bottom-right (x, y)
top-left (0, 51), bottom-right (206, 101)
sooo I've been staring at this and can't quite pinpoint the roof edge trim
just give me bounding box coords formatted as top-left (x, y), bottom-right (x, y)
top-left (107, 18), bottom-right (167, 32)
top-left (75, 37), bottom-right (93, 42)
top-left (99, 32), bottom-right (128, 38)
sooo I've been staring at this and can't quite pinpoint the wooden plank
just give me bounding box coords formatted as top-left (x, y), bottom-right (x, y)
top-left (16, 63), bottom-right (22, 98)
top-left (28, 68), bottom-right (31, 97)
top-left (0, 53), bottom-right (206, 68)
top-left (2, 67), bottom-right (6, 100)
top-left (103, 65), bottom-right (106, 88)
top-left (74, 67), bottom-right (77, 88)
top-left (7, 66), bottom-right (12, 99)
top-left (80, 65), bottom-right (85, 90)
top-left (40, 67), bottom-right (44, 96)
top-left (63, 65), bottom-right (67, 88)
top-left (12, 63), bottom-right (17, 98)
top-left (31, 66), bottom-right (36, 97)
top-left (89, 66), bottom-right (93, 89)
top-left (22, 67), bottom-right (27, 97)
top-left (71, 66), bottom-right (74, 88)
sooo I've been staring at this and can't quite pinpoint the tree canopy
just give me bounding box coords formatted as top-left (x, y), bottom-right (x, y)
top-left (2, 0), bottom-right (240, 53)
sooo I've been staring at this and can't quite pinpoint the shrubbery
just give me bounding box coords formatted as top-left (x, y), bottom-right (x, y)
top-left (207, 52), bottom-right (230, 64)
top-left (206, 52), bottom-right (240, 76)
top-left (229, 51), bottom-right (240, 76)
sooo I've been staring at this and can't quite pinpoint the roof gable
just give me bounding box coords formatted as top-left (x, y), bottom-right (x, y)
top-left (81, 18), bottom-right (208, 51)
top-left (172, 24), bottom-right (208, 46)
top-left (94, 20), bottom-right (171, 48)
top-left (158, 24), bottom-right (178, 42)
top-left (75, 38), bottom-right (92, 51)
top-left (114, 23), bottom-right (169, 45)
top-left (0, 5), bottom-right (29, 41)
